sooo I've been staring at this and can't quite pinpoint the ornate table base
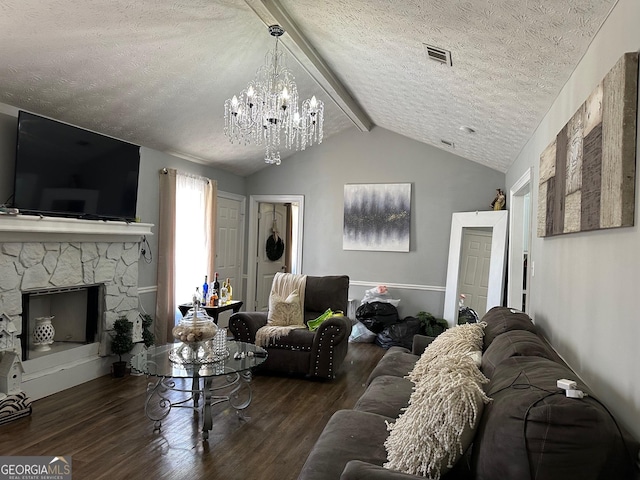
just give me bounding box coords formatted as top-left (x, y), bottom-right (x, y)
top-left (144, 368), bottom-right (253, 440)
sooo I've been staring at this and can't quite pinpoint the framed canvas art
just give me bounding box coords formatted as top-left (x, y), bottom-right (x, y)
top-left (343, 183), bottom-right (411, 252)
top-left (538, 52), bottom-right (638, 237)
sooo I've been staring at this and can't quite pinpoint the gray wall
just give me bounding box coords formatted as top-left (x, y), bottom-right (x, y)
top-left (505, 0), bottom-right (640, 439)
top-left (246, 126), bottom-right (505, 319)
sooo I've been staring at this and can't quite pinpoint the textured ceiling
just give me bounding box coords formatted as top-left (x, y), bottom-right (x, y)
top-left (0, 0), bottom-right (616, 176)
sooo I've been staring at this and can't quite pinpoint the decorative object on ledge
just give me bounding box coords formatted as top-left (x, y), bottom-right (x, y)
top-left (32, 316), bottom-right (56, 351)
top-left (224, 24), bottom-right (324, 166)
top-left (343, 183), bottom-right (411, 252)
top-left (0, 314), bottom-right (17, 351)
top-left (0, 351), bottom-right (31, 425)
top-left (538, 52), bottom-right (638, 237)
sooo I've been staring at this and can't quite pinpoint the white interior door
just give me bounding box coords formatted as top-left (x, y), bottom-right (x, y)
top-left (255, 203), bottom-right (287, 311)
top-left (458, 229), bottom-right (492, 318)
top-left (215, 194), bottom-right (244, 324)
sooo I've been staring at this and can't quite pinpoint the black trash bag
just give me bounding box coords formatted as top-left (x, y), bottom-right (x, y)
top-left (375, 316), bottom-right (422, 350)
top-left (458, 307), bottom-right (479, 324)
top-left (355, 301), bottom-right (399, 334)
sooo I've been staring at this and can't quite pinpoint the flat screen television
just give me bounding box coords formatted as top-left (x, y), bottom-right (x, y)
top-left (12, 111), bottom-right (140, 221)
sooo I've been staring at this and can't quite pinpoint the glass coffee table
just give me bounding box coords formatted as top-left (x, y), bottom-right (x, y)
top-left (130, 340), bottom-right (267, 440)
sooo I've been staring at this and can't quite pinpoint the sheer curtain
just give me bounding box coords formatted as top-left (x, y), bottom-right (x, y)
top-left (155, 169), bottom-right (217, 343)
top-left (175, 172), bottom-right (209, 314)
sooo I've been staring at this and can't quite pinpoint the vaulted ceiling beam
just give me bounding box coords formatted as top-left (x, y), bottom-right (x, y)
top-left (245, 0), bottom-right (372, 132)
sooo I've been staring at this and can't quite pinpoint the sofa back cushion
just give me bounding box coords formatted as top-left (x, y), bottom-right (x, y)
top-left (482, 306), bottom-right (536, 349)
top-left (481, 329), bottom-right (562, 377)
top-left (304, 275), bottom-right (349, 322)
top-left (473, 356), bottom-right (638, 480)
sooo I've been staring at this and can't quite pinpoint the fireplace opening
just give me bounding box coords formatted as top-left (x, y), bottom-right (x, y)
top-left (21, 285), bottom-right (103, 360)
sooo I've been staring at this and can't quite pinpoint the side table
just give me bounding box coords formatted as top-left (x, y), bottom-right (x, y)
top-left (178, 300), bottom-right (243, 324)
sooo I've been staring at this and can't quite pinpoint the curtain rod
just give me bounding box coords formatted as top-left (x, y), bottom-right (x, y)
top-left (159, 168), bottom-right (210, 184)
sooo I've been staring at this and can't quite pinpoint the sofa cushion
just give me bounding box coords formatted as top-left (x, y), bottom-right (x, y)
top-left (385, 354), bottom-right (490, 478)
top-left (297, 410), bottom-right (391, 480)
top-left (481, 306), bottom-right (536, 349)
top-left (473, 356), bottom-right (637, 479)
top-left (366, 348), bottom-right (418, 386)
top-left (481, 329), bottom-right (562, 377)
top-left (354, 375), bottom-right (414, 418)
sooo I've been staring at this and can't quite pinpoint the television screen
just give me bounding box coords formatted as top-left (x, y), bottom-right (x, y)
top-left (13, 111), bottom-right (140, 221)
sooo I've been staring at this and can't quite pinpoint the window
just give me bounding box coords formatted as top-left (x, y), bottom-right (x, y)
top-left (174, 172), bottom-right (208, 322)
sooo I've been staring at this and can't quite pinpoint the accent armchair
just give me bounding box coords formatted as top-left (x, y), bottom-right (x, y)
top-left (229, 275), bottom-right (351, 379)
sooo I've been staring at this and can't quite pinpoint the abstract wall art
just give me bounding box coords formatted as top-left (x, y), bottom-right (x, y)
top-left (343, 183), bottom-right (411, 252)
top-left (537, 52), bottom-right (638, 237)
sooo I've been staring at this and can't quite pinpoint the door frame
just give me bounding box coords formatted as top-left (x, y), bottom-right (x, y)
top-left (443, 210), bottom-right (508, 326)
top-left (507, 167), bottom-right (533, 311)
top-left (246, 194), bottom-right (305, 312)
top-left (217, 190), bottom-right (246, 306)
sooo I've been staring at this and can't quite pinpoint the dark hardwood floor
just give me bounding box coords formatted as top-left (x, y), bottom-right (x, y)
top-left (0, 343), bottom-right (385, 480)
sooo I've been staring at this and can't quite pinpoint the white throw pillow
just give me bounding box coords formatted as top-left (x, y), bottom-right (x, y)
top-left (267, 290), bottom-right (303, 326)
top-left (385, 354), bottom-right (491, 479)
top-left (407, 322), bottom-right (485, 384)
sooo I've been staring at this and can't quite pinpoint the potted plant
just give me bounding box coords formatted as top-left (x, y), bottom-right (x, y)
top-left (111, 316), bottom-right (134, 377)
top-left (141, 313), bottom-right (155, 348)
top-left (416, 311), bottom-right (448, 338)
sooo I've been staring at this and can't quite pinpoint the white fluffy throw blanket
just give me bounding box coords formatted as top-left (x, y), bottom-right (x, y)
top-left (255, 272), bottom-right (307, 347)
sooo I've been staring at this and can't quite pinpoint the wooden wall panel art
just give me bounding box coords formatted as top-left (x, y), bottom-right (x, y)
top-left (537, 52), bottom-right (638, 237)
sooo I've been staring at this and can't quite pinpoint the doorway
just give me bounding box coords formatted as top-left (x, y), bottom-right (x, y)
top-left (507, 168), bottom-right (533, 312)
top-left (246, 195), bottom-right (304, 312)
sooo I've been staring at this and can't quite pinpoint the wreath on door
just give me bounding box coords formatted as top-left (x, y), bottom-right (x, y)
top-left (266, 206), bottom-right (285, 261)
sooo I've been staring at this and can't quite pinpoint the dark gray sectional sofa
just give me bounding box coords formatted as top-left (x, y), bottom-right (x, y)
top-left (298, 307), bottom-right (640, 479)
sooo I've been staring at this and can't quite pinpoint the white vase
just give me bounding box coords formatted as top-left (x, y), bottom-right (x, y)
top-left (33, 316), bottom-right (55, 351)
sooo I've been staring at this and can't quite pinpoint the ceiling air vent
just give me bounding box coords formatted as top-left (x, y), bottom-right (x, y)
top-left (423, 44), bottom-right (452, 66)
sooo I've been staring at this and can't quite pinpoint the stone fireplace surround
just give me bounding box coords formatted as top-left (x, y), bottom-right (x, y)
top-left (0, 215), bottom-right (153, 399)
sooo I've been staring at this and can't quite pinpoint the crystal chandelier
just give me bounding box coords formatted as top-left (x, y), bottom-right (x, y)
top-left (224, 25), bottom-right (324, 165)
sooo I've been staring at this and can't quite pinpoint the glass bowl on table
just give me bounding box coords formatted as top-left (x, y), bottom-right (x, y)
top-left (171, 307), bottom-right (226, 364)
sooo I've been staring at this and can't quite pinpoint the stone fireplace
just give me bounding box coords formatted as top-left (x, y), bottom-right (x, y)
top-left (0, 215), bottom-right (153, 399)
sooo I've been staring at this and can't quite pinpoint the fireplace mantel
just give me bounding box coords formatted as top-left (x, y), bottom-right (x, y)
top-left (0, 214), bottom-right (153, 242)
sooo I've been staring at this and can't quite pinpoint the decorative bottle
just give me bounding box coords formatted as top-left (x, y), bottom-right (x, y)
top-left (212, 289), bottom-right (219, 307)
top-left (202, 275), bottom-right (208, 306)
top-left (212, 272), bottom-right (220, 301)
top-left (225, 278), bottom-right (233, 302)
top-left (220, 282), bottom-right (228, 305)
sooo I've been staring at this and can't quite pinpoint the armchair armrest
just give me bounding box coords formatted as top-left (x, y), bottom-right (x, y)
top-left (311, 315), bottom-right (352, 379)
top-left (228, 311), bottom-right (268, 343)
top-left (411, 334), bottom-right (435, 355)
top-left (341, 461), bottom-right (424, 480)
